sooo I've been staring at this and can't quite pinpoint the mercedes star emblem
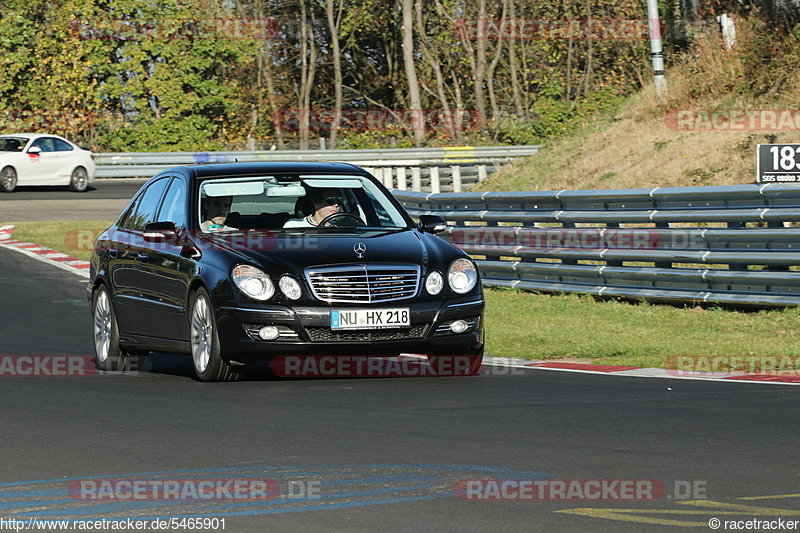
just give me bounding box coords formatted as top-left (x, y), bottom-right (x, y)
top-left (354, 242), bottom-right (366, 258)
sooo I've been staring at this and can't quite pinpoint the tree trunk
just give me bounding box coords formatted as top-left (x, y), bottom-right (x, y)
top-left (298, 0), bottom-right (316, 150)
top-left (325, 0), bottom-right (343, 149)
top-left (401, 0), bottom-right (425, 145)
top-left (486, 0), bottom-right (507, 121)
top-left (415, 0), bottom-right (455, 138)
top-left (473, 0), bottom-right (488, 124)
top-left (507, 0), bottom-right (525, 118)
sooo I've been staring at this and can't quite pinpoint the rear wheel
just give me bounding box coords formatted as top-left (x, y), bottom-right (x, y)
top-left (190, 288), bottom-right (240, 382)
top-left (68, 166), bottom-right (88, 192)
top-left (0, 166), bottom-right (17, 193)
top-left (93, 286), bottom-right (125, 371)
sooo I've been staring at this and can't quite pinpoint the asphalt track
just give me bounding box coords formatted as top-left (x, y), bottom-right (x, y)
top-left (1, 245), bottom-right (799, 532)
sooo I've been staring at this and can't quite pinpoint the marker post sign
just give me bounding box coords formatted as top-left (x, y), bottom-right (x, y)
top-left (758, 144), bottom-right (800, 183)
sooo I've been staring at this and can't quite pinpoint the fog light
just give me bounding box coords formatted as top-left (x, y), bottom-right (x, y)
top-left (450, 320), bottom-right (469, 334)
top-left (258, 326), bottom-right (280, 340)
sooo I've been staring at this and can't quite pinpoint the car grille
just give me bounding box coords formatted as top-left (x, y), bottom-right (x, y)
top-left (306, 324), bottom-right (428, 342)
top-left (305, 264), bottom-right (421, 303)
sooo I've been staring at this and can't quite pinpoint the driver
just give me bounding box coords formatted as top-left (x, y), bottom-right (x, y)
top-left (201, 195), bottom-right (238, 232)
top-left (284, 188), bottom-right (342, 228)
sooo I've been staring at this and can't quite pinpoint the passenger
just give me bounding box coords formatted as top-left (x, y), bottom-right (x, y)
top-left (283, 188), bottom-right (342, 228)
top-left (201, 195), bottom-right (238, 232)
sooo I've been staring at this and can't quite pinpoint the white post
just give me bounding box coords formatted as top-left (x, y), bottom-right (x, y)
top-left (382, 167), bottom-right (394, 188)
top-left (397, 166), bottom-right (408, 190)
top-left (646, 0), bottom-right (668, 99)
top-left (430, 166), bottom-right (441, 194)
top-left (477, 164), bottom-right (487, 182)
top-left (411, 167), bottom-right (422, 191)
top-left (451, 165), bottom-right (462, 193)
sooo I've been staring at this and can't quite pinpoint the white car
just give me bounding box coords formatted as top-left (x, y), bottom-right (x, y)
top-left (0, 133), bottom-right (96, 193)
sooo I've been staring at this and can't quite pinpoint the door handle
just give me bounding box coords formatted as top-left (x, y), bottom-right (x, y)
top-left (136, 252), bottom-right (149, 261)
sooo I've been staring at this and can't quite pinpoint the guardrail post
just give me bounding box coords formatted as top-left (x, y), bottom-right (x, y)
top-left (451, 165), bottom-right (462, 193)
top-left (430, 166), bottom-right (441, 194)
top-left (478, 164), bottom-right (487, 183)
top-left (381, 167), bottom-right (393, 188)
top-left (411, 167), bottom-right (422, 192)
top-left (397, 167), bottom-right (408, 190)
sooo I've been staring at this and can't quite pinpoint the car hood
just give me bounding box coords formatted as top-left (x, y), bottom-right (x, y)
top-left (198, 228), bottom-right (434, 274)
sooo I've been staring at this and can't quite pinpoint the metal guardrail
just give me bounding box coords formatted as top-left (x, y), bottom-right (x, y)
top-left (95, 146), bottom-right (540, 190)
top-left (393, 183), bottom-right (800, 307)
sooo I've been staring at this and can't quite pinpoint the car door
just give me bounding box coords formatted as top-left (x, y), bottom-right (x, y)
top-left (22, 137), bottom-right (62, 184)
top-left (136, 176), bottom-right (195, 340)
top-left (51, 137), bottom-right (81, 185)
top-left (111, 177), bottom-right (170, 336)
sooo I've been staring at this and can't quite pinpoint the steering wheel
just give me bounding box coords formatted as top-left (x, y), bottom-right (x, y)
top-left (319, 212), bottom-right (365, 227)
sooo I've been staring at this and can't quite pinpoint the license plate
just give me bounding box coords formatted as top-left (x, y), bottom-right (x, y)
top-left (330, 308), bottom-right (411, 330)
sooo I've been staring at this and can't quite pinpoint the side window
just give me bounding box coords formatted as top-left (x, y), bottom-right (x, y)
top-left (118, 194), bottom-right (143, 230)
top-left (52, 138), bottom-right (74, 152)
top-left (157, 178), bottom-right (187, 228)
top-left (129, 178), bottom-right (169, 231)
top-left (30, 137), bottom-right (56, 152)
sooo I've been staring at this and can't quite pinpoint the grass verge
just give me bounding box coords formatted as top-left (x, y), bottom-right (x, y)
top-left (485, 288), bottom-right (800, 367)
top-left (9, 220), bottom-right (112, 261)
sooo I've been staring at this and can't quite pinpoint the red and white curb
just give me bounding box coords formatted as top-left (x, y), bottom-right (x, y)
top-left (0, 225), bottom-right (89, 278)
top-left (483, 357), bottom-right (800, 385)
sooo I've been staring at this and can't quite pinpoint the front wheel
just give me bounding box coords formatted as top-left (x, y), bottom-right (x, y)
top-left (0, 166), bottom-right (17, 193)
top-left (190, 288), bottom-right (240, 382)
top-left (68, 167), bottom-right (89, 192)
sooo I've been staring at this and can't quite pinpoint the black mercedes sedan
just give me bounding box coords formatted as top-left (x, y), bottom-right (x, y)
top-left (88, 162), bottom-right (484, 381)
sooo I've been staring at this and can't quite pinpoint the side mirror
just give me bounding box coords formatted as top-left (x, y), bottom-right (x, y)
top-left (27, 146), bottom-right (42, 155)
top-left (143, 221), bottom-right (178, 244)
top-left (418, 214), bottom-right (447, 234)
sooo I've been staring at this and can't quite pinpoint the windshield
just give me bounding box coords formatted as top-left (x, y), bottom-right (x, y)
top-left (0, 137), bottom-right (29, 152)
top-left (197, 175), bottom-right (410, 233)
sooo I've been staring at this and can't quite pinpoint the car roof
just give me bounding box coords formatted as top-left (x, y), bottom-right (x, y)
top-left (179, 161), bottom-right (369, 179)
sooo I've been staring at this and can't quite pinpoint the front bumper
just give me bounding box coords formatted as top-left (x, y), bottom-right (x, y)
top-left (214, 297), bottom-right (484, 362)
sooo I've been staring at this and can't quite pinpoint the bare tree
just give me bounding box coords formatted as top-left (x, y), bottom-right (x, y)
top-left (401, 0), bottom-right (425, 145)
top-left (325, 0), bottom-right (344, 148)
top-left (298, 0), bottom-right (317, 150)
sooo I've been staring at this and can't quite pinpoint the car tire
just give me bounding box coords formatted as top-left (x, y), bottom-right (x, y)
top-left (68, 166), bottom-right (89, 192)
top-left (190, 288), bottom-right (240, 382)
top-left (0, 166), bottom-right (17, 193)
top-left (92, 285), bottom-right (126, 371)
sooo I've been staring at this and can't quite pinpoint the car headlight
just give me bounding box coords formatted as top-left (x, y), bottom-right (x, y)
top-left (447, 258), bottom-right (478, 294)
top-left (279, 275), bottom-right (302, 300)
top-left (425, 271), bottom-right (443, 295)
top-left (232, 265), bottom-right (274, 301)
